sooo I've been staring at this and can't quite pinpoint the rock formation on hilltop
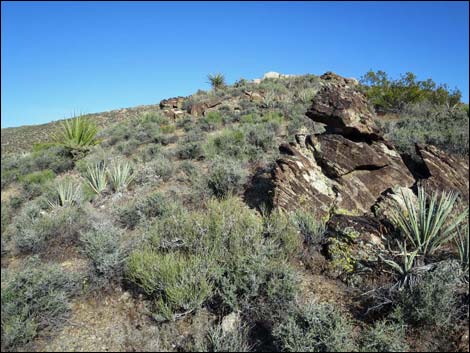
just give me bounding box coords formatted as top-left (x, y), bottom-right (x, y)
top-left (272, 72), bottom-right (469, 220)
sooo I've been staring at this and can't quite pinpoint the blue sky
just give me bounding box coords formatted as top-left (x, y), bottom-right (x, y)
top-left (1, 1), bottom-right (469, 128)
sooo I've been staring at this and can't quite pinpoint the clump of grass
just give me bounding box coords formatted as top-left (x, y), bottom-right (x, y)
top-left (454, 222), bottom-right (469, 272)
top-left (389, 186), bottom-right (468, 257)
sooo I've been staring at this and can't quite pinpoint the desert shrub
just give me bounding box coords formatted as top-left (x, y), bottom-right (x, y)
top-left (12, 205), bottom-right (88, 254)
top-left (361, 70), bottom-right (462, 113)
top-left (359, 314), bottom-right (408, 352)
top-left (243, 122), bottom-right (277, 154)
top-left (19, 169), bottom-right (55, 186)
top-left (126, 249), bottom-right (213, 321)
top-left (1, 202), bottom-right (12, 236)
top-left (80, 222), bottom-right (126, 286)
top-left (273, 301), bottom-right (357, 352)
top-left (396, 260), bottom-right (463, 328)
top-left (207, 157), bottom-right (248, 198)
top-left (117, 191), bottom-right (172, 229)
top-left (291, 209), bottom-right (325, 246)
top-left (200, 111), bottom-right (224, 131)
top-left (1, 257), bottom-right (79, 349)
top-left (204, 128), bottom-right (247, 160)
top-left (380, 102), bottom-right (469, 155)
top-left (177, 141), bottom-right (204, 160)
top-left (263, 210), bottom-right (301, 257)
top-left (207, 322), bottom-right (252, 352)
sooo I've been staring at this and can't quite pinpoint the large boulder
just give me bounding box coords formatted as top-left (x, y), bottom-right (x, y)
top-left (188, 99), bottom-right (222, 117)
top-left (306, 72), bottom-right (383, 140)
top-left (416, 144), bottom-right (469, 201)
top-left (160, 96), bottom-right (185, 110)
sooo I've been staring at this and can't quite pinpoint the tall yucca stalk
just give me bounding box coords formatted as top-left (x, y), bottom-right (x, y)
top-left (455, 223), bottom-right (469, 272)
top-left (390, 186), bottom-right (468, 257)
top-left (107, 160), bottom-right (134, 192)
top-left (54, 115), bottom-right (99, 150)
top-left (84, 163), bottom-right (108, 194)
top-left (48, 179), bottom-right (82, 209)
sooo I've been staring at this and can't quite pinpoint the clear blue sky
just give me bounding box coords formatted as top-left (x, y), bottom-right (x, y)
top-left (1, 1), bottom-right (469, 128)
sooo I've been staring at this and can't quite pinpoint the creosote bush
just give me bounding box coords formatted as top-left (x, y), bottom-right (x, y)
top-left (1, 257), bottom-right (79, 350)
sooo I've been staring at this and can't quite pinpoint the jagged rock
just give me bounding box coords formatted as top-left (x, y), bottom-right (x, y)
top-left (306, 72), bottom-right (382, 140)
top-left (272, 133), bottom-right (414, 217)
top-left (272, 140), bottom-right (337, 220)
top-left (189, 99), bottom-right (222, 117)
top-left (160, 96), bottom-right (185, 109)
top-left (416, 144), bottom-right (469, 201)
top-left (372, 186), bottom-right (418, 220)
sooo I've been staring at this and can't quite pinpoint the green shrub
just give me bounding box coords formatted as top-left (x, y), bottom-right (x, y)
top-left (80, 222), bottom-right (126, 286)
top-left (207, 158), bottom-right (248, 198)
top-left (204, 128), bottom-right (247, 160)
top-left (177, 141), bottom-right (203, 160)
top-left (19, 169), bottom-right (55, 186)
top-left (1, 257), bottom-right (79, 349)
top-left (359, 315), bottom-right (408, 352)
top-left (201, 111), bottom-right (224, 131)
top-left (207, 322), bottom-right (252, 352)
top-left (290, 209), bottom-right (325, 246)
top-left (396, 260), bottom-right (462, 328)
top-left (263, 210), bottom-right (301, 257)
top-left (126, 249), bottom-right (213, 320)
top-left (273, 302), bottom-right (357, 352)
top-left (12, 205), bottom-right (88, 254)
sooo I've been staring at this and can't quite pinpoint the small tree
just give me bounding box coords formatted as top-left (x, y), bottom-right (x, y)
top-left (207, 73), bottom-right (226, 90)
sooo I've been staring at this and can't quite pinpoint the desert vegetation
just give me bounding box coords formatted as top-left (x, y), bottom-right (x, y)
top-left (1, 70), bottom-right (469, 352)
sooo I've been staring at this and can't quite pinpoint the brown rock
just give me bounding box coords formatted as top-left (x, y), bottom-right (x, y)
top-left (188, 99), bottom-right (222, 117)
top-left (416, 144), bottom-right (469, 201)
top-left (306, 72), bottom-right (382, 140)
top-left (159, 96), bottom-right (185, 109)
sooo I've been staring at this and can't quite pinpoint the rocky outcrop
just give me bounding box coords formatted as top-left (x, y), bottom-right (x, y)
top-left (271, 71), bottom-right (469, 220)
top-left (160, 96), bottom-right (185, 110)
top-left (416, 144), bottom-right (469, 201)
top-left (306, 72), bottom-right (382, 140)
top-left (188, 99), bottom-right (222, 117)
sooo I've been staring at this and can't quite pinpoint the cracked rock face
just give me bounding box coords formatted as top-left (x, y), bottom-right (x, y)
top-left (416, 144), bottom-right (469, 201)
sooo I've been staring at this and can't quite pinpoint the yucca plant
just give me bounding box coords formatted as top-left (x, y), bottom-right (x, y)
top-left (381, 241), bottom-right (419, 289)
top-left (454, 222), bottom-right (469, 272)
top-left (107, 160), bottom-right (135, 192)
top-left (207, 73), bottom-right (226, 90)
top-left (389, 186), bottom-right (468, 257)
top-left (84, 163), bottom-right (108, 194)
top-left (48, 179), bottom-right (82, 209)
top-left (54, 115), bottom-right (99, 151)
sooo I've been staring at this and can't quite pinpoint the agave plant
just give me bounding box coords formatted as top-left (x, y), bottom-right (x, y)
top-left (84, 163), bottom-right (108, 194)
top-left (54, 115), bottom-right (99, 151)
top-left (454, 222), bottom-right (469, 272)
top-left (48, 179), bottom-right (82, 209)
top-left (207, 73), bottom-right (226, 90)
top-left (389, 186), bottom-right (468, 257)
top-left (107, 160), bottom-right (135, 192)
